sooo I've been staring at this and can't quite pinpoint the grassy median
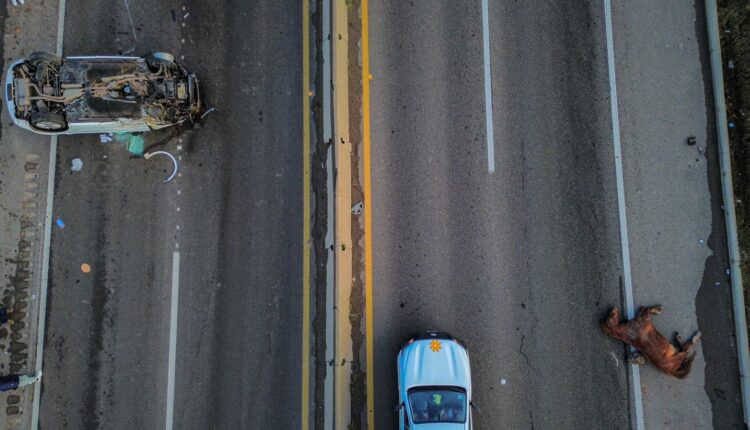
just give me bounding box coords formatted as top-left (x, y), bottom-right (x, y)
top-left (719, 0), bottom-right (750, 335)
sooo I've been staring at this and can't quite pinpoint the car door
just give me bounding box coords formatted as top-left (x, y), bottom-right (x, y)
top-left (66, 118), bottom-right (150, 135)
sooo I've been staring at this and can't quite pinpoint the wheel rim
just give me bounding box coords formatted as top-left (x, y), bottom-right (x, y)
top-left (34, 121), bottom-right (63, 130)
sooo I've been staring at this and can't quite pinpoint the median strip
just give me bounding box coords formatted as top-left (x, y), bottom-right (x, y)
top-left (302, 0), bottom-right (313, 427)
top-left (332, 0), bottom-right (354, 428)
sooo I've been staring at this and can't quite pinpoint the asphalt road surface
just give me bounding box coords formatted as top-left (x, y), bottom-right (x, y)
top-left (368, 0), bottom-right (741, 429)
top-left (40, 1), bottom-right (306, 429)
top-left (28, 1), bottom-right (745, 429)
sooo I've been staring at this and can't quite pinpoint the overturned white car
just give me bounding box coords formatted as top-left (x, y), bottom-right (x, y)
top-left (5, 52), bottom-right (200, 135)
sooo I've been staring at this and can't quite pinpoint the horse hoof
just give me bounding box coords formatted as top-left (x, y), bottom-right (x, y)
top-left (626, 353), bottom-right (646, 365)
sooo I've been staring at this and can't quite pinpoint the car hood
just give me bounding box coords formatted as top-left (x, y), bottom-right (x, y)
top-left (399, 339), bottom-right (471, 391)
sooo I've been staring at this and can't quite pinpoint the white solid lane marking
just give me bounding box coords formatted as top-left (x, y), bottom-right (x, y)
top-left (55, 0), bottom-right (65, 56)
top-left (32, 0), bottom-right (66, 427)
top-left (31, 138), bottom-right (57, 430)
top-left (603, 1), bottom-right (645, 429)
top-left (123, 0), bottom-right (137, 42)
top-left (166, 251), bottom-right (180, 430)
top-left (481, 0), bottom-right (495, 173)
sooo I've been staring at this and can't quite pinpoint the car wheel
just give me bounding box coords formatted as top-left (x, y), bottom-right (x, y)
top-left (28, 51), bottom-right (62, 66)
top-left (147, 52), bottom-right (175, 70)
top-left (30, 112), bottom-right (67, 132)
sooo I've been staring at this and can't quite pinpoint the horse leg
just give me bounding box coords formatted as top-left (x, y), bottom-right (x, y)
top-left (602, 308), bottom-right (622, 338)
top-left (636, 305), bottom-right (662, 322)
top-left (643, 305), bottom-right (663, 315)
top-left (674, 332), bottom-right (684, 350)
top-left (681, 331), bottom-right (702, 352)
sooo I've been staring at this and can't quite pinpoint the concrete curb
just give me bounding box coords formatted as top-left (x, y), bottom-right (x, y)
top-left (704, 0), bottom-right (750, 426)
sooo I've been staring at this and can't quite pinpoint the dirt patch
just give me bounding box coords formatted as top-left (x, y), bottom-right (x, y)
top-left (347, 0), bottom-right (367, 429)
top-left (718, 0), bottom-right (750, 340)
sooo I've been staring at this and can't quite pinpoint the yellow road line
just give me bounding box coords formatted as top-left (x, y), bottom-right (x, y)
top-left (362, 0), bottom-right (375, 427)
top-left (301, 0), bottom-right (311, 427)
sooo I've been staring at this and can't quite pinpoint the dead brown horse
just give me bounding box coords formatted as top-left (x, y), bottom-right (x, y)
top-left (601, 305), bottom-right (701, 379)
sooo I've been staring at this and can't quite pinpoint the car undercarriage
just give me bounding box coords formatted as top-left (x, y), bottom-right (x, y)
top-left (8, 52), bottom-right (200, 132)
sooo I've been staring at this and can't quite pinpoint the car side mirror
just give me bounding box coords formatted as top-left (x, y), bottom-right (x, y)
top-left (470, 401), bottom-right (480, 412)
top-left (394, 402), bottom-right (405, 412)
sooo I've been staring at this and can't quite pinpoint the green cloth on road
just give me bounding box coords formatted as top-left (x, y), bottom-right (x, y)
top-left (114, 132), bottom-right (145, 156)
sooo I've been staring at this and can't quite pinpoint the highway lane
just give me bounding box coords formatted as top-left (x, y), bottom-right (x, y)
top-left (39, 1), bottom-right (308, 429)
top-left (367, 1), bottom-right (744, 429)
top-left (368, 1), bottom-right (630, 428)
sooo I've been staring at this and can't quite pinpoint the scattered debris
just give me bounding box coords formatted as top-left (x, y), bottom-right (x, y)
top-left (80, 263), bottom-right (91, 273)
top-left (609, 351), bottom-right (620, 367)
top-left (144, 151), bottom-right (178, 182)
top-left (184, 12), bottom-right (190, 19)
top-left (55, 218), bottom-right (65, 229)
top-left (100, 133), bottom-right (113, 143)
top-left (729, 59), bottom-right (735, 70)
top-left (686, 136), bottom-right (696, 146)
top-left (729, 121), bottom-right (735, 128)
top-left (71, 158), bottom-right (83, 172)
top-left (352, 201), bottom-right (363, 215)
top-left (200, 107), bottom-right (216, 119)
top-left (9, 0), bottom-right (24, 6)
top-left (500, 378), bottom-right (507, 385)
top-left (698, 146), bottom-right (705, 155)
top-left (699, 239), bottom-right (705, 244)
top-left (113, 132), bottom-right (144, 155)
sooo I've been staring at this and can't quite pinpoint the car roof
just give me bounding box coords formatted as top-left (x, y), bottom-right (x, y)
top-left (401, 338), bottom-right (471, 390)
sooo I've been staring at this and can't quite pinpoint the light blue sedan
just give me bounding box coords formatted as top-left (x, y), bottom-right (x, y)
top-left (397, 332), bottom-right (474, 429)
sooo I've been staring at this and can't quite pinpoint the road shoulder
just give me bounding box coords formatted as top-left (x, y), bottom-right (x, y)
top-left (612, 1), bottom-right (743, 427)
top-left (0, 1), bottom-right (61, 429)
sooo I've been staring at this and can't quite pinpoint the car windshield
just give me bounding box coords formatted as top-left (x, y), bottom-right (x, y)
top-left (408, 386), bottom-right (467, 424)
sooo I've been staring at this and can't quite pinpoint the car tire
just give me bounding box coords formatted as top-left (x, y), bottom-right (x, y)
top-left (147, 52), bottom-right (175, 70)
top-left (28, 51), bottom-right (62, 66)
top-left (30, 112), bottom-right (67, 132)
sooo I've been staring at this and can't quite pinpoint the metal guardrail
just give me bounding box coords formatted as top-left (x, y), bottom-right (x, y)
top-left (705, 0), bottom-right (750, 426)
